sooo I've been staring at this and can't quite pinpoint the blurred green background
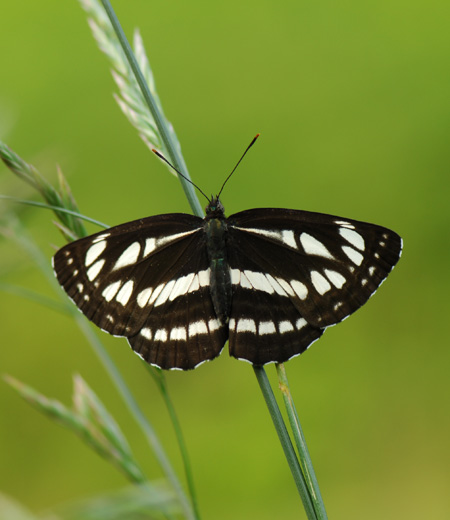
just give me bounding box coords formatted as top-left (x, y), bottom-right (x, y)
top-left (1, 1), bottom-right (449, 519)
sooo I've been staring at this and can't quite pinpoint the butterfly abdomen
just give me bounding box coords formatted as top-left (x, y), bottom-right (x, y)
top-left (204, 214), bottom-right (232, 325)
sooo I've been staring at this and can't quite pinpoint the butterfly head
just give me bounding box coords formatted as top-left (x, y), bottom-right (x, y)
top-left (205, 196), bottom-right (225, 218)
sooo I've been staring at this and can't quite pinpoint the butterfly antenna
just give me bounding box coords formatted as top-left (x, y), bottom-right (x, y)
top-left (152, 149), bottom-right (210, 202)
top-left (217, 133), bottom-right (260, 199)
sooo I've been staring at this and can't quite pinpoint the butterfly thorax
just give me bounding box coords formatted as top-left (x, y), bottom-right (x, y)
top-left (203, 197), bottom-right (232, 325)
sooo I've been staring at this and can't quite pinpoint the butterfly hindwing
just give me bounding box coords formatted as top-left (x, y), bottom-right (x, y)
top-left (126, 242), bottom-right (228, 370)
top-left (227, 283), bottom-right (324, 365)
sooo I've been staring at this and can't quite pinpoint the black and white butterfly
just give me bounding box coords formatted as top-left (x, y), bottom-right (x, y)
top-left (53, 189), bottom-right (402, 370)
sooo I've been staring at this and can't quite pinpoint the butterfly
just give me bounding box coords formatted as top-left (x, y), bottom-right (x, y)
top-left (53, 196), bottom-right (402, 370)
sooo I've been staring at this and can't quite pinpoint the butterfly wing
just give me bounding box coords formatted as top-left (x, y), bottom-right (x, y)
top-left (53, 214), bottom-right (227, 370)
top-left (226, 208), bottom-right (402, 365)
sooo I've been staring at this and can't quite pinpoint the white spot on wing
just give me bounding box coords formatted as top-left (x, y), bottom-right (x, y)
top-left (230, 268), bottom-right (240, 285)
top-left (170, 327), bottom-right (187, 341)
top-left (76, 283), bottom-right (84, 293)
top-left (141, 327), bottom-right (152, 340)
top-left (259, 321), bottom-right (276, 335)
top-left (239, 271), bottom-right (252, 290)
top-left (92, 233), bottom-right (110, 243)
top-left (85, 241), bottom-right (106, 267)
top-left (339, 227), bottom-right (365, 251)
top-left (324, 269), bottom-right (346, 289)
top-left (113, 242), bottom-right (141, 270)
top-left (279, 321), bottom-right (294, 333)
top-left (137, 287), bottom-right (153, 307)
top-left (265, 274), bottom-right (288, 296)
top-left (208, 319), bottom-right (221, 332)
top-left (235, 227), bottom-right (298, 249)
top-left (311, 271), bottom-right (332, 295)
top-left (369, 266), bottom-right (376, 276)
top-left (342, 246), bottom-right (364, 266)
top-left (244, 270), bottom-right (274, 294)
top-left (334, 220), bottom-right (355, 229)
top-left (291, 279), bottom-right (308, 300)
top-left (231, 269), bottom-right (289, 295)
top-left (102, 281), bottom-right (122, 302)
top-left (149, 283), bottom-right (165, 305)
top-left (169, 273), bottom-right (195, 301)
top-left (154, 280), bottom-right (176, 307)
top-left (87, 259), bottom-right (105, 281)
top-left (198, 269), bottom-right (210, 287)
top-left (154, 329), bottom-right (168, 342)
top-left (237, 318), bottom-right (257, 333)
top-left (295, 318), bottom-right (307, 330)
top-left (276, 278), bottom-right (295, 297)
top-left (158, 230), bottom-right (196, 247)
top-left (116, 280), bottom-right (134, 305)
top-left (143, 230), bottom-right (198, 258)
top-left (144, 238), bottom-right (156, 257)
top-left (189, 320), bottom-right (208, 336)
top-left (281, 230), bottom-right (297, 249)
top-left (300, 233), bottom-right (334, 259)
top-left (188, 275), bottom-right (200, 293)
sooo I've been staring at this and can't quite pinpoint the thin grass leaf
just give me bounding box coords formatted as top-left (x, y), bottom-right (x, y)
top-left (56, 165), bottom-right (87, 239)
top-left (0, 195), bottom-right (108, 230)
top-left (73, 374), bottom-right (136, 465)
top-left (51, 482), bottom-right (178, 520)
top-left (0, 142), bottom-right (88, 238)
top-left (80, 0), bottom-right (171, 157)
top-left (4, 375), bottom-right (146, 484)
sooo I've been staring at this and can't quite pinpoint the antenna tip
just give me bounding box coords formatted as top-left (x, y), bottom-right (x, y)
top-left (152, 148), bottom-right (165, 160)
top-left (255, 133), bottom-right (260, 138)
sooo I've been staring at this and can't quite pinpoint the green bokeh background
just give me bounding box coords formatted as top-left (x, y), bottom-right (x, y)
top-left (1, 1), bottom-right (449, 519)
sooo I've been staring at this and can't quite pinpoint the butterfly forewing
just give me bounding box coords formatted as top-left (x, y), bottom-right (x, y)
top-left (53, 203), bottom-right (402, 370)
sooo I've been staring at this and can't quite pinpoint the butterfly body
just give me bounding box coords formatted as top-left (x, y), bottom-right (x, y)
top-left (203, 198), bottom-right (232, 325)
top-left (53, 199), bottom-right (402, 370)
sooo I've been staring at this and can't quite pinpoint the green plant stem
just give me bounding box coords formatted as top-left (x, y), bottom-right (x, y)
top-left (253, 366), bottom-right (318, 520)
top-left (147, 367), bottom-right (201, 520)
top-left (0, 195), bottom-right (108, 228)
top-left (276, 363), bottom-right (328, 520)
top-left (100, 0), bottom-right (203, 218)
